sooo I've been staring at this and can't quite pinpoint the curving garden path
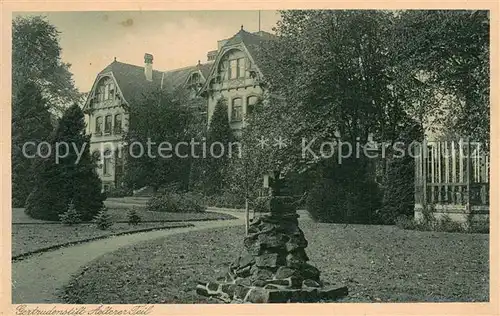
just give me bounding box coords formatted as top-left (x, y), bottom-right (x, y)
top-left (12, 209), bottom-right (246, 304)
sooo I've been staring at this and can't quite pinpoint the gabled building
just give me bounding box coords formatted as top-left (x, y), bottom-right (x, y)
top-left (199, 27), bottom-right (275, 132)
top-left (83, 27), bottom-right (274, 191)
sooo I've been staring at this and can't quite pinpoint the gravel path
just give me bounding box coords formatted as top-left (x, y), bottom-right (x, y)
top-left (12, 210), bottom-right (245, 304)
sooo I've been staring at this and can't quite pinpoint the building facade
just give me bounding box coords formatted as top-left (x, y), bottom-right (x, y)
top-left (83, 27), bottom-right (274, 191)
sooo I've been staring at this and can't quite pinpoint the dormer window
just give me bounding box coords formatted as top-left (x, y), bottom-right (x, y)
top-left (188, 73), bottom-right (201, 86)
top-left (228, 58), bottom-right (245, 79)
top-left (96, 77), bottom-right (115, 102)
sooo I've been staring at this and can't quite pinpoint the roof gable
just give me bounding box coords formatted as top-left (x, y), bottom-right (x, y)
top-left (199, 29), bottom-right (276, 94)
top-left (98, 61), bottom-right (162, 104)
top-left (161, 62), bottom-right (213, 93)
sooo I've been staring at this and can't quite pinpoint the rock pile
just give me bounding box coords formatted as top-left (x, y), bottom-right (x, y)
top-left (196, 200), bottom-right (348, 303)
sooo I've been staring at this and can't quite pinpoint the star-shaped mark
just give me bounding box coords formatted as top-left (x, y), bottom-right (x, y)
top-left (257, 136), bottom-right (269, 149)
top-left (273, 136), bottom-right (287, 149)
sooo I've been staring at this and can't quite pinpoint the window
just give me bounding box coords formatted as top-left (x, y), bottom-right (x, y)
top-left (95, 117), bottom-right (103, 135)
top-left (109, 82), bottom-right (115, 99)
top-left (104, 115), bottom-right (112, 134)
top-left (103, 184), bottom-right (110, 192)
top-left (238, 58), bottom-right (245, 78)
top-left (103, 150), bottom-right (112, 176)
top-left (188, 73), bottom-right (201, 86)
top-left (114, 114), bottom-right (122, 134)
top-left (104, 85), bottom-right (109, 100)
top-left (229, 59), bottom-right (238, 79)
top-left (231, 98), bottom-right (243, 122)
top-left (96, 78), bottom-right (115, 102)
top-left (228, 58), bottom-right (245, 79)
top-left (247, 96), bottom-right (258, 115)
top-left (92, 150), bottom-right (101, 164)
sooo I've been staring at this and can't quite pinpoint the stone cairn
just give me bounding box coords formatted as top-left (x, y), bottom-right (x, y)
top-left (196, 196), bottom-right (348, 303)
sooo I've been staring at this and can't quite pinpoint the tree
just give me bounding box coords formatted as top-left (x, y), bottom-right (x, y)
top-left (94, 206), bottom-right (113, 230)
top-left (379, 121), bottom-right (424, 224)
top-left (203, 98), bottom-right (235, 195)
top-left (59, 200), bottom-right (82, 226)
top-left (25, 104), bottom-right (105, 221)
top-left (123, 89), bottom-right (196, 192)
top-left (245, 10), bottom-right (412, 222)
top-left (11, 81), bottom-right (54, 207)
top-left (391, 10), bottom-right (489, 145)
top-left (12, 15), bottom-right (80, 114)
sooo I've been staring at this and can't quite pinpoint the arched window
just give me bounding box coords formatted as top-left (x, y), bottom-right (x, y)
top-left (114, 114), bottom-right (122, 134)
top-left (231, 98), bottom-right (243, 122)
top-left (92, 150), bottom-right (101, 164)
top-left (104, 115), bottom-right (112, 134)
top-left (95, 117), bottom-right (103, 135)
top-left (247, 96), bottom-right (259, 115)
top-left (103, 149), bottom-right (112, 176)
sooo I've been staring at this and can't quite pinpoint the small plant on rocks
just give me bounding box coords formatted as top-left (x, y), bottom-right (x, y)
top-left (59, 200), bottom-right (81, 226)
top-left (94, 206), bottom-right (113, 230)
top-left (127, 208), bottom-right (142, 226)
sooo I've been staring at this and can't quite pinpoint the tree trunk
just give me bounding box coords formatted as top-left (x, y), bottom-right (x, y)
top-left (245, 197), bottom-right (249, 235)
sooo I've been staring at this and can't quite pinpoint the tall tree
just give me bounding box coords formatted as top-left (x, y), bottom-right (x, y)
top-left (123, 90), bottom-right (195, 192)
top-left (245, 10), bottom-right (417, 223)
top-left (12, 15), bottom-right (80, 114)
top-left (11, 82), bottom-right (54, 207)
top-left (25, 104), bottom-right (104, 221)
top-left (392, 10), bottom-right (489, 145)
top-left (203, 98), bottom-right (235, 195)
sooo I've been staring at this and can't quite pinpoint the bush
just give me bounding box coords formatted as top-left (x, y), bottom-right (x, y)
top-left (468, 221), bottom-right (489, 234)
top-left (127, 208), bottom-right (142, 226)
top-left (203, 192), bottom-right (246, 209)
top-left (306, 158), bottom-right (382, 224)
top-left (106, 187), bottom-right (133, 198)
top-left (94, 206), bottom-right (113, 230)
top-left (59, 201), bottom-right (81, 226)
top-left (435, 214), bottom-right (464, 233)
top-left (147, 192), bottom-right (205, 213)
top-left (396, 212), bottom-right (488, 234)
top-left (394, 215), bottom-right (417, 230)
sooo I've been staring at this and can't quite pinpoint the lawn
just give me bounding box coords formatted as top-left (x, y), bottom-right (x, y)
top-left (12, 206), bottom-right (236, 259)
top-left (61, 221), bottom-right (489, 304)
top-left (12, 207), bottom-right (235, 224)
top-left (12, 222), bottom-right (194, 259)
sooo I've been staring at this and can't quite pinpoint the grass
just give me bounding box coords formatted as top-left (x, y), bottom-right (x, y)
top-left (106, 208), bottom-right (235, 222)
top-left (12, 222), bottom-right (193, 258)
top-left (61, 221), bottom-right (489, 304)
top-left (12, 207), bottom-right (235, 224)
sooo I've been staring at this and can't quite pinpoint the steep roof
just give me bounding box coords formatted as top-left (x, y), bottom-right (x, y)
top-left (95, 60), bottom-right (213, 103)
top-left (224, 29), bottom-right (276, 62)
top-left (161, 62), bottom-right (213, 93)
top-left (98, 60), bottom-right (163, 104)
top-left (199, 29), bottom-right (276, 94)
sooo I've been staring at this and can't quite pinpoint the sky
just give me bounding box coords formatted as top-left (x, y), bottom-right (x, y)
top-left (15, 11), bottom-right (281, 93)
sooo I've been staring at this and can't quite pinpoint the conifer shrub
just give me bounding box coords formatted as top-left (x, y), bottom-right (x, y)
top-left (59, 201), bottom-right (81, 226)
top-left (24, 104), bottom-right (105, 221)
top-left (127, 208), bottom-right (142, 226)
top-left (94, 206), bottom-right (113, 230)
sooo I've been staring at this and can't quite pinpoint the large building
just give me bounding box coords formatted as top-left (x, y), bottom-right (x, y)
top-left (82, 27), bottom-right (274, 191)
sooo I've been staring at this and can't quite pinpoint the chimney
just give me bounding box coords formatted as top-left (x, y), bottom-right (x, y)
top-left (144, 53), bottom-right (153, 81)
